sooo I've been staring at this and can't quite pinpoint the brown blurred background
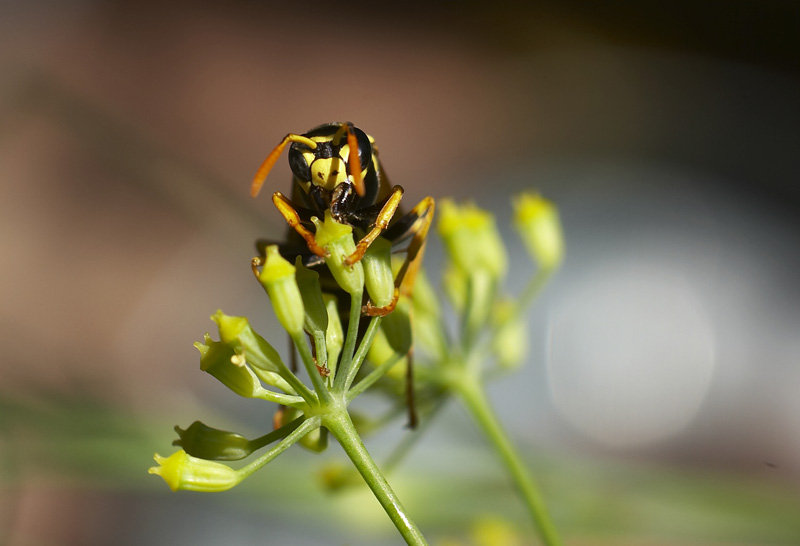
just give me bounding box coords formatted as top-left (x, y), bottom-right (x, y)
top-left (2, 1), bottom-right (800, 545)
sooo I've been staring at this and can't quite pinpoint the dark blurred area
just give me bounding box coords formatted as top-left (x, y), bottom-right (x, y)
top-left (2, 1), bottom-right (800, 545)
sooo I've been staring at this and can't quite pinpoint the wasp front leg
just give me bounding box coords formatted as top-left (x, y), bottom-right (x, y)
top-left (272, 192), bottom-right (328, 258)
top-left (344, 186), bottom-right (405, 267)
top-left (363, 196), bottom-right (435, 316)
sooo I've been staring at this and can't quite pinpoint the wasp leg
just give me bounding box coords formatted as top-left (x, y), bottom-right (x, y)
top-left (251, 133), bottom-right (318, 198)
top-left (344, 185), bottom-right (405, 266)
top-left (363, 196), bottom-right (434, 316)
top-left (272, 192), bottom-right (328, 258)
top-left (393, 197), bottom-right (435, 298)
top-left (363, 288), bottom-right (400, 317)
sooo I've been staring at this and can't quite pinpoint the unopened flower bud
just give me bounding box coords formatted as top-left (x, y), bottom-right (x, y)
top-left (311, 210), bottom-right (364, 295)
top-left (196, 334), bottom-right (272, 400)
top-left (362, 235), bottom-right (395, 309)
top-left (438, 199), bottom-right (507, 280)
top-left (257, 245), bottom-right (305, 336)
top-left (513, 193), bottom-right (564, 270)
top-left (323, 294), bottom-right (343, 374)
top-left (382, 297), bottom-right (412, 356)
top-left (210, 310), bottom-right (285, 374)
top-left (149, 450), bottom-right (240, 492)
top-left (173, 421), bottom-right (253, 461)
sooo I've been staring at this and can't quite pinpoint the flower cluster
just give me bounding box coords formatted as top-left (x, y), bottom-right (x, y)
top-left (358, 192), bottom-right (565, 546)
top-left (149, 190), bottom-right (564, 546)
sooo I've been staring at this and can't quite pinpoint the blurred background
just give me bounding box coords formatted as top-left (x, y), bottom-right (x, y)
top-left (2, 1), bottom-right (800, 544)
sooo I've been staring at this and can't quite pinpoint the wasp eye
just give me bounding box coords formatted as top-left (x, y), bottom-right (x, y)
top-left (353, 127), bottom-right (372, 173)
top-left (288, 144), bottom-right (311, 182)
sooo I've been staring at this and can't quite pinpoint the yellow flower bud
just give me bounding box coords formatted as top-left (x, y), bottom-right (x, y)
top-left (257, 246), bottom-right (305, 335)
top-left (196, 335), bottom-right (272, 399)
top-left (513, 193), bottom-right (564, 270)
top-left (173, 421), bottom-right (253, 461)
top-left (362, 235), bottom-right (395, 309)
top-left (438, 199), bottom-right (507, 280)
top-left (323, 294), bottom-right (343, 375)
top-left (311, 210), bottom-right (364, 295)
top-left (148, 450), bottom-right (240, 492)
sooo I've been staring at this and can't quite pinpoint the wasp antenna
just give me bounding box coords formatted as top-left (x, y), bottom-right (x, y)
top-left (251, 133), bottom-right (318, 198)
top-left (345, 124), bottom-right (366, 197)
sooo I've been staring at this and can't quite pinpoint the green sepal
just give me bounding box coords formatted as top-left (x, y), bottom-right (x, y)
top-left (173, 421), bottom-right (253, 461)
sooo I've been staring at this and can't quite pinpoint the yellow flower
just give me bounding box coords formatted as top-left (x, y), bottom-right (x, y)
top-left (257, 245), bottom-right (305, 335)
top-left (148, 450), bottom-right (240, 492)
top-left (513, 193), bottom-right (564, 270)
top-left (438, 199), bottom-right (507, 280)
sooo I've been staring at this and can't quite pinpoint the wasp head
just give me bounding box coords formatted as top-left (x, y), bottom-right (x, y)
top-left (287, 123), bottom-right (372, 194)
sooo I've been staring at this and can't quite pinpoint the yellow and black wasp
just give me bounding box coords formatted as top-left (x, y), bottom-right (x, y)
top-left (251, 122), bottom-right (434, 315)
top-left (251, 122), bottom-right (434, 426)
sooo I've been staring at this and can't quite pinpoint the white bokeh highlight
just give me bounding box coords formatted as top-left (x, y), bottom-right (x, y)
top-left (547, 262), bottom-right (716, 448)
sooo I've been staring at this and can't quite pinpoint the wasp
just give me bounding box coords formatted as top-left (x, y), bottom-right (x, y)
top-left (251, 122), bottom-right (434, 315)
top-left (252, 122), bottom-right (433, 427)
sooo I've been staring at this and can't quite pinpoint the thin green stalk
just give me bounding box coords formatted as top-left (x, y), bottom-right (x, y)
top-left (248, 415), bottom-right (305, 452)
top-left (274, 354), bottom-right (318, 404)
top-left (508, 267), bottom-right (553, 328)
top-left (347, 349), bottom-right (403, 401)
top-left (238, 416), bottom-right (321, 479)
top-left (343, 315), bottom-right (383, 392)
top-left (254, 389), bottom-right (307, 407)
top-left (454, 375), bottom-right (561, 546)
top-left (324, 409), bottom-right (428, 546)
top-left (291, 331), bottom-right (331, 403)
top-left (333, 290), bottom-right (365, 392)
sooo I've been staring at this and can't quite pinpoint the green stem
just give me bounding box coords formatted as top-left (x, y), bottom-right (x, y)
top-left (454, 375), bottom-right (561, 546)
top-left (333, 290), bottom-right (365, 392)
top-left (324, 409), bottom-right (428, 546)
top-left (347, 349), bottom-right (402, 402)
top-left (238, 416), bottom-right (321, 479)
top-left (509, 267), bottom-right (554, 327)
top-left (291, 332), bottom-right (332, 403)
top-left (254, 389), bottom-right (307, 407)
top-left (343, 315), bottom-right (383, 392)
top-left (248, 415), bottom-right (305, 452)
top-left (272, 360), bottom-right (318, 404)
